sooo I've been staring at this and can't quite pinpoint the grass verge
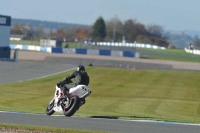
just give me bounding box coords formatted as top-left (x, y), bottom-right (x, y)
top-left (0, 67), bottom-right (200, 123)
top-left (139, 48), bottom-right (200, 62)
top-left (0, 123), bottom-right (112, 133)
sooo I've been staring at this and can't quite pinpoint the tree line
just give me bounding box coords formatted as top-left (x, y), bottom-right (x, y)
top-left (13, 16), bottom-right (200, 48)
top-left (92, 16), bottom-right (169, 47)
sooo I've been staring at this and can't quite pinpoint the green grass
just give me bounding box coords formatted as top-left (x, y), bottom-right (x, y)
top-left (1, 67), bottom-right (200, 124)
top-left (5, 42), bottom-right (200, 132)
top-left (141, 55), bottom-right (200, 62)
top-left (0, 123), bottom-right (112, 133)
top-left (1, 67), bottom-right (200, 132)
top-left (142, 48), bottom-right (194, 56)
top-left (63, 42), bottom-right (82, 48)
top-left (140, 48), bottom-right (188, 54)
top-left (138, 48), bottom-right (200, 62)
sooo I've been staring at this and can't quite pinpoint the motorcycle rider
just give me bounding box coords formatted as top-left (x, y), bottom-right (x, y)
top-left (57, 65), bottom-right (90, 95)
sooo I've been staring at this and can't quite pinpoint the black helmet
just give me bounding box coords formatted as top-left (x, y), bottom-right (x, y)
top-left (76, 65), bottom-right (85, 72)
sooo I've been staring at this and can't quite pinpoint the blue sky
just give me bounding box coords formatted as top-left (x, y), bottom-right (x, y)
top-left (1, 0), bottom-right (200, 31)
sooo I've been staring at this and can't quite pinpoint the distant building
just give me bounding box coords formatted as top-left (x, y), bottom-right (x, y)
top-left (0, 14), bottom-right (11, 59)
top-left (40, 39), bottom-right (63, 48)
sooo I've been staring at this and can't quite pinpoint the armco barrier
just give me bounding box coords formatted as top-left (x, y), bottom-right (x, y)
top-left (9, 44), bottom-right (140, 58)
top-left (123, 51), bottom-right (135, 57)
top-left (63, 48), bottom-right (76, 54)
top-left (76, 49), bottom-right (87, 54)
top-left (51, 48), bottom-right (63, 53)
top-left (87, 49), bottom-right (99, 55)
top-left (111, 51), bottom-right (122, 57)
top-left (99, 49), bottom-right (111, 56)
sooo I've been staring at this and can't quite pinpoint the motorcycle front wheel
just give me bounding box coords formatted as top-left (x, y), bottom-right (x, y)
top-left (63, 96), bottom-right (80, 117)
top-left (46, 99), bottom-right (55, 115)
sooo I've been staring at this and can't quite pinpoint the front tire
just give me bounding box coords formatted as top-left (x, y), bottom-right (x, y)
top-left (63, 96), bottom-right (80, 117)
top-left (46, 99), bottom-right (55, 115)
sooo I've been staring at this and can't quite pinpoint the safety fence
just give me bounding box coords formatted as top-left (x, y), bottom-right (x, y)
top-left (9, 44), bottom-right (140, 58)
top-left (184, 47), bottom-right (200, 55)
top-left (90, 42), bottom-right (166, 50)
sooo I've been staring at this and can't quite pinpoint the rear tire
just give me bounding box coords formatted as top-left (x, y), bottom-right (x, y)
top-left (46, 99), bottom-right (55, 115)
top-left (63, 96), bottom-right (80, 117)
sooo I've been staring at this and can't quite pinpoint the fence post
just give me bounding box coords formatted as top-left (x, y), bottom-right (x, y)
top-left (14, 49), bottom-right (19, 62)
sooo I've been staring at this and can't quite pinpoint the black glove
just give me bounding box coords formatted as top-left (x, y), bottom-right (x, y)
top-left (57, 81), bottom-right (63, 87)
top-left (57, 83), bottom-right (60, 87)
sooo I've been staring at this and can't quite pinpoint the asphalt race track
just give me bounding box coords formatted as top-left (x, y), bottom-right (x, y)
top-left (1, 51), bottom-right (200, 133)
top-left (0, 61), bottom-right (76, 84)
top-left (0, 111), bottom-right (200, 133)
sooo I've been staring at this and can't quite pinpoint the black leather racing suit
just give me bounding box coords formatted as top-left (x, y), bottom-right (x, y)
top-left (59, 71), bottom-right (90, 90)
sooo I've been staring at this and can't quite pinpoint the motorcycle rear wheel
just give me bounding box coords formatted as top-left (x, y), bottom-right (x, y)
top-left (46, 99), bottom-right (55, 115)
top-left (63, 96), bottom-right (80, 117)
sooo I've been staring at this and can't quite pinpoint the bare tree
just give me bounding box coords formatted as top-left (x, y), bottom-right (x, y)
top-left (123, 19), bottom-right (148, 42)
top-left (35, 25), bottom-right (46, 40)
top-left (11, 23), bottom-right (25, 35)
top-left (65, 28), bottom-right (78, 42)
top-left (146, 24), bottom-right (164, 38)
top-left (105, 17), bottom-right (123, 42)
top-left (193, 39), bottom-right (200, 49)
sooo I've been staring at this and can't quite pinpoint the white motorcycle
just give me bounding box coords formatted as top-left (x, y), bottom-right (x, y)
top-left (46, 80), bottom-right (91, 117)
